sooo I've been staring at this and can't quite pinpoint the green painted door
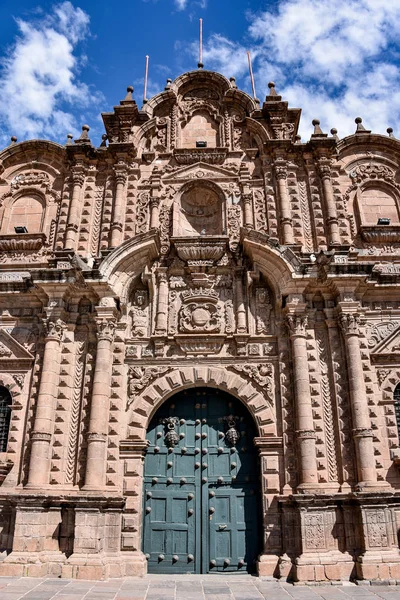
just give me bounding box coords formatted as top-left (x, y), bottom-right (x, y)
top-left (143, 388), bottom-right (261, 574)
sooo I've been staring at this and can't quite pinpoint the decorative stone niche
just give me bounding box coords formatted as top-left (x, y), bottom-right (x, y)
top-left (173, 183), bottom-right (224, 237)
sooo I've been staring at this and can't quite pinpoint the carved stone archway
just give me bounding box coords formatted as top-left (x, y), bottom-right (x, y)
top-left (127, 365), bottom-right (277, 440)
top-left (121, 365), bottom-right (281, 576)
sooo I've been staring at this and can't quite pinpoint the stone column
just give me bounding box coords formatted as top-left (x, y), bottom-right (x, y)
top-left (286, 312), bottom-right (319, 490)
top-left (339, 312), bottom-right (377, 488)
top-left (65, 165), bottom-right (85, 250)
top-left (242, 192), bottom-right (254, 228)
top-left (26, 319), bottom-right (66, 487)
top-left (274, 159), bottom-right (294, 245)
top-left (83, 317), bottom-right (116, 490)
top-left (110, 162), bottom-right (127, 248)
top-left (154, 268), bottom-right (168, 335)
top-left (317, 158), bottom-right (340, 246)
top-left (149, 197), bottom-right (160, 229)
top-left (235, 269), bottom-right (247, 333)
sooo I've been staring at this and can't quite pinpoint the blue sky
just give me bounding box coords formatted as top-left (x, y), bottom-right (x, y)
top-left (1, 0), bottom-right (400, 147)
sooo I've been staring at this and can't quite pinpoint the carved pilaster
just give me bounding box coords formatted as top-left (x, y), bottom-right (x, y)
top-left (274, 158), bottom-right (294, 245)
top-left (26, 316), bottom-right (67, 488)
top-left (316, 157), bottom-right (340, 246)
top-left (83, 308), bottom-right (117, 490)
top-left (110, 160), bottom-right (128, 247)
top-left (286, 311), bottom-right (318, 491)
top-left (154, 268), bottom-right (169, 336)
top-left (338, 309), bottom-right (383, 489)
top-left (65, 163), bottom-right (86, 250)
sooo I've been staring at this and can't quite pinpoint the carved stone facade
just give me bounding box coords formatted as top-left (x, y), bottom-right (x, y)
top-left (1, 69), bottom-right (400, 582)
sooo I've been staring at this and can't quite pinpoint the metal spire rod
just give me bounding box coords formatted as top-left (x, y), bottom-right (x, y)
top-left (198, 19), bottom-right (204, 68)
top-left (247, 51), bottom-right (257, 99)
top-left (144, 55), bottom-right (149, 102)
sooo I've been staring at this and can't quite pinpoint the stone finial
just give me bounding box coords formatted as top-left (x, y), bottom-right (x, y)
top-left (165, 78), bottom-right (172, 90)
top-left (355, 117), bottom-right (371, 134)
top-left (123, 86), bottom-right (134, 102)
top-left (268, 81), bottom-right (278, 97)
top-left (230, 76), bottom-right (237, 88)
top-left (330, 128), bottom-right (339, 141)
top-left (198, 61), bottom-right (204, 69)
top-left (75, 124), bottom-right (91, 145)
top-left (312, 119), bottom-right (324, 135)
top-left (387, 127), bottom-right (395, 138)
top-left (66, 133), bottom-right (73, 146)
top-left (100, 134), bottom-right (108, 148)
top-left (295, 134), bottom-right (302, 144)
top-left (10, 136), bottom-right (17, 145)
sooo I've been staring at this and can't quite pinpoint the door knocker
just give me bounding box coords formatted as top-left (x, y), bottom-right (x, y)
top-left (223, 414), bottom-right (240, 446)
top-left (161, 416), bottom-right (179, 447)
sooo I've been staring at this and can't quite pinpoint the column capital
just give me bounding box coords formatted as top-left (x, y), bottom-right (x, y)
top-left (42, 318), bottom-right (67, 342)
top-left (316, 156), bottom-right (332, 180)
top-left (71, 164), bottom-right (86, 187)
top-left (274, 158), bottom-right (287, 180)
top-left (339, 312), bottom-right (361, 336)
top-left (113, 162), bottom-right (128, 185)
top-left (242, 193), bottom-right (252, 205)
top-left (286, 312), bottom-right (308, 337)
top-left (149, 196), bottom-right (160, 208)
top-left (156, 267), bottom-right (168, 283)
top-left (95, 318), bottom-right (116, 342)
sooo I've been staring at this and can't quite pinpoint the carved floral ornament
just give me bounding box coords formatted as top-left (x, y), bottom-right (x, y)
top-left (339, 313), bottom-right (361, 336)
top-left (344, 163), bottom-right (400, 206)
top-left (43, 318), bottom-right (66, 342)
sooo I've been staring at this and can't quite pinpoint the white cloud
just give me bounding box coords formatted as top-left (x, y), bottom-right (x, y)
top-left (0, 2), bottom-right (101, 144)
top-left (198, 0), bottom-right (400, 138)
top-left (175, 0), bottom-right (188, 10)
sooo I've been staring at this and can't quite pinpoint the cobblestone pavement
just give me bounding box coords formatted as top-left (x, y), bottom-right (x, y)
top-left (2, 576), bottom-right (400, 600)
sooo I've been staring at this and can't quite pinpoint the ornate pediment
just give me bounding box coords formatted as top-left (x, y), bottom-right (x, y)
top-left (369, 322), bottom-right (400, 364)
top-left (162, 161), bottom-right (239, 182)
top-left (0, 329), bottom-right (34, 364)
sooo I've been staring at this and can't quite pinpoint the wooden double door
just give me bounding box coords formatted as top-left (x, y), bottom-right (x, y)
top-left (143, 388), bottom-right (261, 574)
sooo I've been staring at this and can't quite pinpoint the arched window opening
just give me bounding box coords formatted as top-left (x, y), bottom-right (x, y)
top-left (0, 386), bottom-right (12, 452)
top-left (181, 111), bottom-right (219, 148)
top-left (6, 195), bottom-right (44, 234)
top-left (359, 187), bottom-right (399, 225)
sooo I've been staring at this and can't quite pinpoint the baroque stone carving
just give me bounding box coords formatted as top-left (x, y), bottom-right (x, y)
top-left (128, 366), bottom-right (172, 402)
top-left (255, 288), bottom-right (272, 334)
top-left (135, 192), bottom-right (150, 234)
top-left (178, 288), bottom-right (221, 334)
top-left (227, 205), bottom-right (241, 252)
top-left (228, 363), bottom-right (275, 405)
top-left (286, 314), bottom-right (308, 336)
top-left (43, 319), bottom-right (66, 341)
top-left (130, 290), bottom-right (149, 338)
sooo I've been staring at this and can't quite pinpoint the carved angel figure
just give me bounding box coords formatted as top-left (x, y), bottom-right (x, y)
top-left (130, 290), bottom-right (149, 338)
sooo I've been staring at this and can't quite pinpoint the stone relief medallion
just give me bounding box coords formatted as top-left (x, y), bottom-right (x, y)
top-left (178, 288), bottom-right (222, 334)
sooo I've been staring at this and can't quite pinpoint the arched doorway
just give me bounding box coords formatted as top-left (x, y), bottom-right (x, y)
top-left (142, 387), bottom-right (261, 574)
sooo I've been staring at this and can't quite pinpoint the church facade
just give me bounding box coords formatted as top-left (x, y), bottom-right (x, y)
top-left (1, 69), bottom-right (400, 582)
